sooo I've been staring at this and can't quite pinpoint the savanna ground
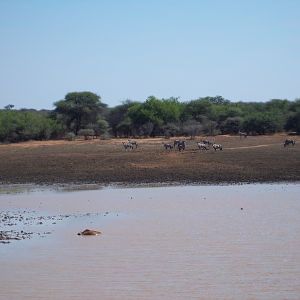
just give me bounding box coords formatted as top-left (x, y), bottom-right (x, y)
top-left (0, 134), bottom-right (299, 185)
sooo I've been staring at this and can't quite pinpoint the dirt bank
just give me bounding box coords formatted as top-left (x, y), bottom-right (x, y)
top-left (0, 135), bottom-right (299, 184)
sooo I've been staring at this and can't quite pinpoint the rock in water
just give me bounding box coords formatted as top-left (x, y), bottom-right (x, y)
top-left (77, 229), bottom-right (102, 236)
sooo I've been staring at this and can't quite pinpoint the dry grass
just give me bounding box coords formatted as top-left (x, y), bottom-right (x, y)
top-left (0, 134), bottom-right (299, 184)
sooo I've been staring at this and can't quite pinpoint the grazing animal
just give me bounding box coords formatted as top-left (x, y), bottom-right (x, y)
top-left (197, 142), bottom-right (209, 150)
top-left (239, 131), bottom-right (248, 138)
top-left (77, 229), bottom-right (102, 236)
top-left (173, 140), bottom-right (180, 148)
top-left (284, 139), bottom-right (296, 147)
top-left (177, 143), bottom-right (185, 151)
top-left (163, 143), bottom-right (173, 150)
top-left (128, 140), bottom-right (138, 148)
top-left (122, 142), bottom-right (134, 150)
top-left (212, 143), bottom-right (223, 151)
top-left (175, 140), bottom-right (186, 151)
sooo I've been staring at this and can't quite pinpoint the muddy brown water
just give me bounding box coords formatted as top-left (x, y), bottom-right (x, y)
top-left (0, 184), bottom-right (300, 300)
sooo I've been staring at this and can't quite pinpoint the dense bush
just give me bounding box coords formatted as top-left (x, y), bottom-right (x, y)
top-left (1, 94), bottom-right (299, 143)
top-left (78, 129), bottom-right (95, 140)
top-left (243, 113), bottom-right (280, 134)
top-left (0, 109), bottom-right (62, 142)
top-left (220, 117), bottom-right (243, 134)
top-left (65, 132), bottom-right (75, 141)
top-left (285, 111), bottom-right (300, 133)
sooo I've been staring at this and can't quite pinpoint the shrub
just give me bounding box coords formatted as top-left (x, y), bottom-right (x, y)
top-left (285, 112), bottom-right (300, 134)
top-left (220, 117), bottom-right (243, 134)
top-left (65, 132), bottom-right (76, 141)
top-left (78, 129), bottom-right (95, 140)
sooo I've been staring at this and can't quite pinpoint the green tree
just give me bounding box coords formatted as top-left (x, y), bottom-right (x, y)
top-left (243, 113), bottom-right (279, 134)
top-left (54, 92), bottom-right (104, 134)
top-left (0, 110), bottom-right (61, 142)
top-left (127, 96), bottom-right (183, 136)
top-left (108, 100), bottom-right (138, 137)
top-left (182, 120), bottom-right (203, 139)
top-left (285, 112), bottom-right (300, 133)
top-left (4, 104), bottom-right (14, 110)
top-left (220, 117), bottom-right (243, 134)
top-left (78, 128), bottom-right (95, 140)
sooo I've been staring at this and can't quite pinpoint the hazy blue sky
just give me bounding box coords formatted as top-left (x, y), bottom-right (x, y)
top-left (0, 0), bottom-right (299, 109)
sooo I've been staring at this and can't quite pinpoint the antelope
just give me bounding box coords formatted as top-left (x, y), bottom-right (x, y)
top-left (163, 143), bottom-right (173, 150)
top-left (128, 140), bottom-right (138, 148)
top-left (197, 142), bottom-right (209, 150)
top-left (239, 131), bottom-right (247, 138)
top-left (122, 142), bottom-right (134, 150)
top-left (212, 143), bottom-right (223, 151)
top-left (174, 140), bottom-right (186, 151)
top-left (284, 139), bottom-right (296, 147)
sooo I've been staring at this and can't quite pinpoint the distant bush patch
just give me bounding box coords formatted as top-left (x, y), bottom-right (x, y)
top-left (78, 129), bottom-right (95, 140)
top-left (65, 132), bottom-right (76, 141)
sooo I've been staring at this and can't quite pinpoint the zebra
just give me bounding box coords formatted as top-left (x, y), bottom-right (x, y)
top-left (239, 131), bottom-right (248, 138)
top-left (122, 142), bottom-right (134, 150)
top-left (128, 140), bottom-right (138, 148)
top-left (163, 143), bottom-right (173, 150)
top-left (197, 142), bottom-right (209, 150)
top-left (212, 143), bottom-right (223, 151)
top-left (284, 139), bottom-right (296, 147)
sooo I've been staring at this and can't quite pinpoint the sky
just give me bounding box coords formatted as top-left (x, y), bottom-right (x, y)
top-left (0, 0), bottom-right (299, 109)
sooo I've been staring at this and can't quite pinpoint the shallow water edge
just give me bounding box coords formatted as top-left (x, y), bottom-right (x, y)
top-left (1, 180), bottom-right (300, 195)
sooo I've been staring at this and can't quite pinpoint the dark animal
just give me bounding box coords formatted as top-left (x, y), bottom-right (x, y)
top-left (197, 142), bottom-right (209, 150)
top-left (163, 143), bottom-right (173, 150)
top-left (239, 131), bottom-right (248, 138)
top-left (176, 140), bottom-right (186, 151)
top-left (122, 142), bottom-right (134, 150)
top-left (128, 140), bottom-right (138, 148)
top-left (212, 143), bottom-right (223, 151)
top-left (173, 140), bottom-right (186, 151)
top-left (284, 139), bottom-right (296, 147)
top-left (173, 140), bottom-right (180, 148)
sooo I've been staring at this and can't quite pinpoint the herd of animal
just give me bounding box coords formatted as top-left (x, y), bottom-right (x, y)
top-left (163, 139), bottom-right (223, 151)
top-left (122, 138), bottom-right (297, 151)
top-left (195, 140), bottom-right (223, 151)
top-left (122, 140), bottom-right (138, 150)
top-left (122, 138), bottom-right (223, 151)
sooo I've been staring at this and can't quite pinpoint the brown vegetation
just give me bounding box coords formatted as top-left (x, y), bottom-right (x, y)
top-left (0, 135), bottom-right (299, 185)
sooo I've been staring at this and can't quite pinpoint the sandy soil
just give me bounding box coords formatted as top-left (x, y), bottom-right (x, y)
top-left (0, 134), bottom-right (299, 184)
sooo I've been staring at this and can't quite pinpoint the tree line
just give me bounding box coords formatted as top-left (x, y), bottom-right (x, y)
top-left (1, 92), bottom-right (300, 142)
